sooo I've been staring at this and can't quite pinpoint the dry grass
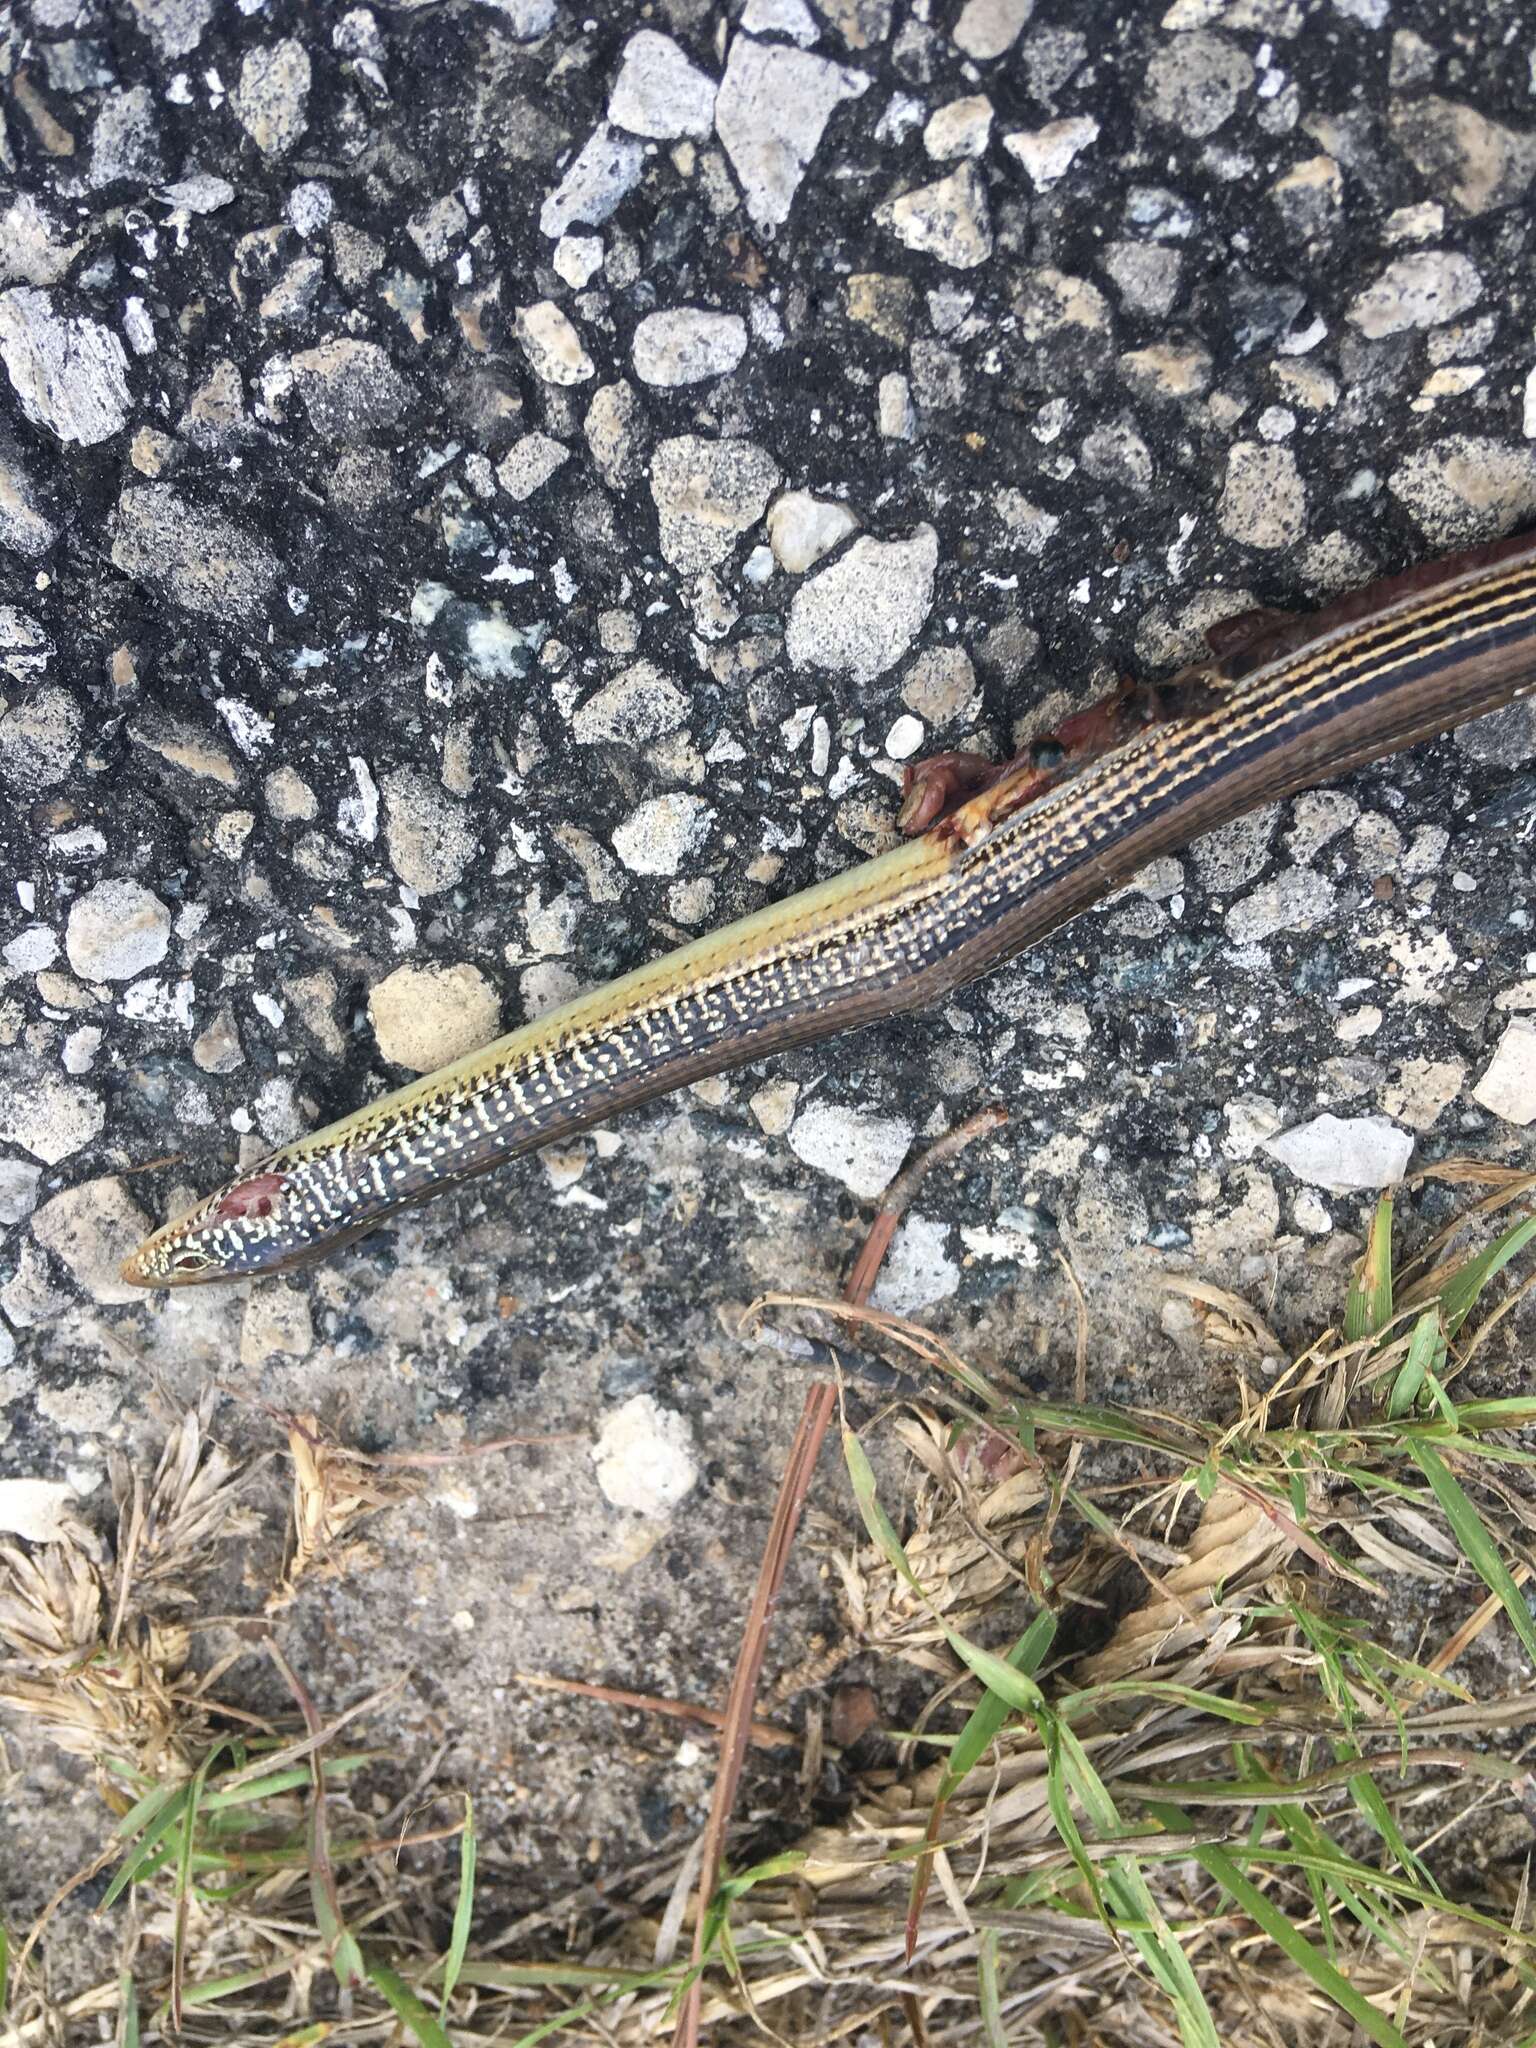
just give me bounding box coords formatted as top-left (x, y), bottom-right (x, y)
top-left (4, 1165), bottom-right (1536, 2046)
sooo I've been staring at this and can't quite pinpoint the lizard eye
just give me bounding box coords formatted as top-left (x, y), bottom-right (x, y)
top-left (172, 1249), bottom-right (215, 1274)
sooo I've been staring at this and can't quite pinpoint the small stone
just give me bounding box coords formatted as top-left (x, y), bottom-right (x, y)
top-left (1473, 1018), bottom-right (1536, 1126)
top-left (902, 646), bottom-right (978, 726)
top-left (1224, 1096), bottom-right (1285, 1161)
top-left (1003, 116), bottom-right (1098, 188)
top-left (1269, 154), bottom-right (1343, 238)
top-left (1014, 268), bottom-right (1114, 366)
top-left (0, 193), bottom-right (80, 288)
top-left (714, 38), bottom-right (869, 231)
top-left (1118, 343), bottom-right (1212, 398)
top-left (870, 1213), bottom-right (960, 1313)
top-left (369, 962), bottom-right (501, 1073)
top-left (1381, 1056), bottom-right (1463, 1131)
top-left (539, 124), bottom-right (646, 238)
top-left (1264, 1114), bottom-right (1413, 1193)
top-left (925, 95), bottom-right (993, 160)
top-left (381, 769), bottom-right (477, 895)
top-left (749, 1078), bottom-right (799, 1135)
top-left (1346, 252), bottom-right (1482, 339)
top-left (766, 490), bottom-right (859, 573)
top-left (112, 485), bottom-right (279, 619)
top-left (846, 272), bottom-right (915, 345)
top-left (289, 338), bottom-right (413, 439)
top-left (1225, 868), bottom-right (1335, 943)
top-left (1388, 436), bottom-right (1536, 546)
top-left (573, 659), bottom-right (689, 745)
top-left (0, 1480), bottom-right (78, 1545)
top-left (612, 793), bottom-right (715, 875)
top-left (1100, 241), bottom-right (1182, 318)
top-left (877, 371), bottom-right (915, 439)
top-left (514, 300), bottom-right (595, 385)
top-left (585, 380), bottom-right (646, 490)
top-left (234, 39), bottom-right (311, 156)
top-left (1142, 32), bottom-right (1253, 138)
top-left (157, 170), bottom-right (234, 215)
top-left (31, 1176), bottom-right (151, 1304)
top-left (89, 86), bottom-right (164, 188)
top-left (1219, 441), bottom-right (1307, 549)
top-left (876, 163), bottom-right (992, 270)
top-left (130, 708), bottom-right (240, 786)
top-left (240, 1284), bottom-right (314, 1365)
top-left (1389, 96), bottom-right (1536, 217)
top-left (789, 1100), bottom-right (912, 1200)
top-left (192, 1005), bottom-right (244, 1074)
top-left (288, 971), bottom-right (344, 1057)
top-left (265, 767), bottom-right (317, 823)
top-left (129, 0), bottom-right (215, 59)
top-left (0, 1159), bottom-right (42, 1225)
top-left (608, 29), bottom-right (716, 140)
top-left (786, 527), bottom-right (938, 682)
top-left (0, 1074), bottom-right (104, 1164)
top-left (884, 714), bottom-right (923, 759)
top-left (0, 288), bottom-right (131, 444)
top-left (741, 0), bottom-right (819, 38)
top-left (553, 234), bottom-right (603, 287)
top-left (402, 193), bottom-right (466, 268)
top-left (649, 435), bottom-right (780, 574)
top-left (287, 180), bottom-right (333, 237)
top-left (632, 309), bottom-right (747, 388)
top-left (65, 879), bottom-right (171, 981)
top-left (497, 432), bottom-right (571, 501)
top-left (591, 1394), bottom-right (699, 1517)
top-left (1195, 808), bottom-right (1276, 895)
top-left (480, 0), bottom-right (555, 33)
top-left (952, 0), bottom-right (1033, 60)
top-left (0, 423), bottom-right (60, 554)
top-left (179, 357), bottom-right (247, 446)
top-left (1273, 361), bottom-right (1339, 412)
top-left (1081, 420), bottom-right (1154, 494)
top-left (0, 684), bottom-right (81, 791)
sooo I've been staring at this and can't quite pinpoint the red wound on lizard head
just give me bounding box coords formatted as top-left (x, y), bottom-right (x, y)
top-left (211, 1171), bottom-right (287, 1224)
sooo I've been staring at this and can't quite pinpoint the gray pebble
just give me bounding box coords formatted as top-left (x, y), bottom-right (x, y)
top-left (0, 289), bottom-right (130, 445)
top-left (786, 526), bottom-right (938, 681)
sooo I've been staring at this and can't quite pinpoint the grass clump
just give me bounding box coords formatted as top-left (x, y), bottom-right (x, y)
top-left (3, 1166), bottom-right (1536, 2045)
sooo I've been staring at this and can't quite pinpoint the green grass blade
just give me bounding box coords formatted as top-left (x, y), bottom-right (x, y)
top-left (1040, 1713), bottom-right (1108, 1921)
top-left (1156, 1814), bottom-right (1410, 2048)
top-left (1338, 1746), bottom-right (1440, 1897)
top-left (440, 1793), bottom-right (476, 2008)
top-left (1406, 1440), bottom-right (1536, 1664)
top-left (1060, 1679), bottom-right (1269, 1726)
top-left (116, 1971), bottom-right (139, 2048)
top-left (172, 1963), bottom-right (296, 2009)
top-left (199, 1755), bottom-right (373, 1809)
top-left (109, 1778), bottom-right (182, 1844)
top-left (1103, 1857), bottom-right (1220, 2048)
top-left (941, 1610), bottom-right (1056, 1798)
top-left (101, 1785), bottom-right (193, 1909)
top-left (843, 1428), bottom-right (925, 1597)
top-left (172, 1744), bottom-right (226, 2026)
top-left (977, 1927), bottom-right (1006, 2048)
top-left (1386, 1308), bottom-right (1442, 1421)
top-left (908, 1612), bottom-right (1056, 1957)
top-left (1437, 1214), bottom-right (1536, 1335)
top-left (368, 1961), bottom-right (454, 2048)
top-left (1347, 1196), bottom-right (1394, 1342)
